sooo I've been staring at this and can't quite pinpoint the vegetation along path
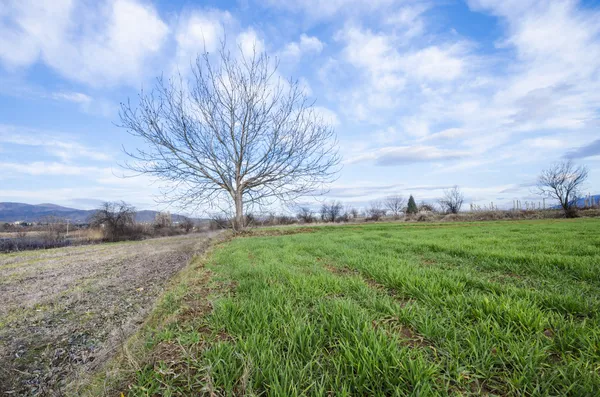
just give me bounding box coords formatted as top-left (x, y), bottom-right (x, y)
top-left (0, 232), bottom-right (219, 396)
top-left (113, 219), bottom-right (600, 396)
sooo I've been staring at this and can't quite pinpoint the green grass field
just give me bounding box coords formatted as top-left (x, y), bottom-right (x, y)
top-left (116, 219), bottom-right (600, 396)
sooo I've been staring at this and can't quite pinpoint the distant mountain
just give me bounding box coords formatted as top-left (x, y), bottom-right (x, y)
top-left (548, 194), bottom-right (600, 209)
top-left (574, 194), bottom-right (600, 207)
top-left (0, 202), bottom-right (200, 224)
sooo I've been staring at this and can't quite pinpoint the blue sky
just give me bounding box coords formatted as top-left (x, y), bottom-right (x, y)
top-left (1, 0), bottom-right (599, 214)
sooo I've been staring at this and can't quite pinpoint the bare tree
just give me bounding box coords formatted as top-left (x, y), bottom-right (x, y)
top-left (439, 186), bottom-right (464, 214)
top-left (154, 211), bottom-right (173, 228)
top-left (297, 207), bottom-right (314, 223)
top-left (418, 201), bottom-right (436, 213)
top-left (39, 215), bottom-right (67, 244)
top-left (89, 202), bottom-right (137, 241)
top-left (119, 41), bottom-right (340, 231)
top-left (366, 201), bottom-right (387, 221)
top-left (320, 201), bottom-right (343, 222)
top-left (179, 216), bottom-right (195, 232)
top-left (209, 213), bottom-right (231, 230)
top-left (537, 160), bottom-right (588, 217)
top-left (384, 195), bottom-right (406, 219)
top-left (349, 207), bottom-right (359, 219)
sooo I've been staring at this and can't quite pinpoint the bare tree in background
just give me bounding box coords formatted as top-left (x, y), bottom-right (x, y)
top-left (154, 211), bottom-right (173, 229)
top-left (537, 160), bottom-right (588, 218)
top-left (119, 41), bottom-right (340, 231)
top-left (297, 207), bottom-right (315, 223)
top-left (89, 202), bottom-right (136, 241)
top-left (384, 195), bottom-right (406, 219)
top-left (439, 186), bottom-right (464, 214)
top-left (366, 201), bottom-right (387, 221)
top-left (179, 216), bottom-right (195, 232)
top-left (320, 201), bottom-right (343, 222)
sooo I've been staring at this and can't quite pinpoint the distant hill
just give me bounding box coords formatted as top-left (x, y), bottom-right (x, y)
top-left (0, 202), bottom-right (201, 224)
top-left (548, 194), bottom-right (600, 209)
top-left (574, 194), bottom-right (600, 207)
top-left (544, 194), bottom-right (600, 210)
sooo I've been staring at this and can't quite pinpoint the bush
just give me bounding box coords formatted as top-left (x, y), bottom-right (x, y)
top-left (366, 201), bottom-right (386, 221)
top-left (416, 213), bottom-right (433, 222)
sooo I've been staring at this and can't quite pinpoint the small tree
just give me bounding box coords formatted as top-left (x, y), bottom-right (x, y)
top-left (406, 195), bottom-right (418, 214)
top-left (179, 216), bottom-right (195, 232)
top-left (349, 207), bottom-right (359, 219)
top-left (297, 207), bottom-right (315, 223)
top-left (537, 160), bottom-right (588, 218)
top-left (320, 201), bottom-right (343, 222)
top-left (154, 212), bottom-right (172, 229)
top-left (366, 201), bottom-right (387, 221)
top-left (90, 201), bottom-right (137, 241)
top-left (39, 215), bottom-right (67, 239)
top-left (384, 195), bottom-right (406, 219)
top-left (439, 186), bottom-right (464, 214)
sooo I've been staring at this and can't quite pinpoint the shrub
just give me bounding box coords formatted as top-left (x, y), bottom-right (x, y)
top-left (366, 201), bottom-right (386, 221)
top-left (297, 207), bottom-right (315, 223)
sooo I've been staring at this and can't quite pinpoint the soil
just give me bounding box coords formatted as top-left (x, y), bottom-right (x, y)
top-left (0, 232), bottom-right (219, 396)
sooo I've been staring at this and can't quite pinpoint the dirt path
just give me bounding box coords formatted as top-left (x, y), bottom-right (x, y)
top-left (0, 232), bottom-right (219, 396)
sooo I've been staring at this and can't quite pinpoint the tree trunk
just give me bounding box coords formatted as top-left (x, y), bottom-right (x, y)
top-left (234, 191), bottom-right (244, 231)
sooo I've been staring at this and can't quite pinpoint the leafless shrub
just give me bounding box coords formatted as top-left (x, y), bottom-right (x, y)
top-left (537, 160), bottom-right (589, 218)
top-left (209, 214), bottom-right (232, 230)
top-left (89, 201), bottom-right (138, 241)
top-left (320, 201), bottom-right (343, 222)
top-left (337, 210), bottom-right (350, 223)
top-left (418, 201), bottom-right (436, 213)
top-left (154, 212), bottom-right (173, 229)
top-left (416, 213), bottom-right (433, 222)
top-left (297, 207), bottom-right (315, 223)
top-left (366, 201), bottom-right (387, 221)
top-left (439, 186), bottom-right (464, 214)
top-left (38, 215), bottom-right (68, 244)
top-left (274, 215), bottom-right (297, 225)
top-left (179, 216), bottom-right (195, 232)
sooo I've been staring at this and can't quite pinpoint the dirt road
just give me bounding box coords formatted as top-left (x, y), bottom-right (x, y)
top-left (0, 232), bottom-right (218, 396)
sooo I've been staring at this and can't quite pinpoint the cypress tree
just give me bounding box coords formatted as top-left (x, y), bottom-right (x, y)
top-left (407, 195), bottom-right (418, 214)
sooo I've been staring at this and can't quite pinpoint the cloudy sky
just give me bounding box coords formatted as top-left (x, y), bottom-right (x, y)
top-left (1, 0), bottom-right (599, 214)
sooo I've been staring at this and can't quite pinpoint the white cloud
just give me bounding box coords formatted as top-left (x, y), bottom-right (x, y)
top-left (281, 34), bottom-right (324, 61)
top-left (325, 0), bottom-right (600, 186)
top-left (261, 0), bottom-right (397, 21)
top-left (326, 24), bottom-right (473, 123)
top-left (337, 26), bottom-right (469, 83)
top-left (173, 9), bottom-right (233, 68)
top-left (346, 145), bottom-right (469, 166)
top-left (237, 28), bottom-right (265, 58)
top-left (312, 106), bottom-right (340, 126)
top-left (0, 124), bottom-right (112, 162)
top-left (51, 91), bottom-right (92, 104)
top-left (384, 4), bottom-right (431, 39)
top-left (0, 161), bottom-right (103, 176)
top-left (0, 0), bottom-right (169, 86)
